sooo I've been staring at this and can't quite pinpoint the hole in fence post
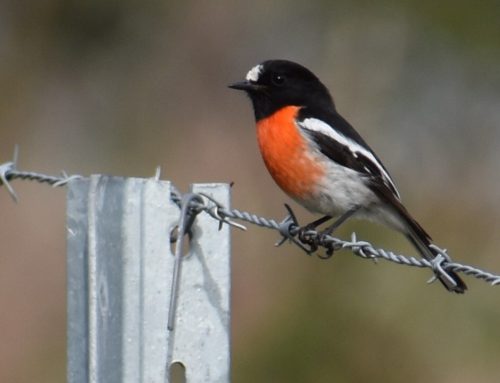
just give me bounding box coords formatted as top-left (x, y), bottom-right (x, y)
top-left (169, 226), bottom-right (192, 257)
top-left (169, 361), bottom-right (186, 383)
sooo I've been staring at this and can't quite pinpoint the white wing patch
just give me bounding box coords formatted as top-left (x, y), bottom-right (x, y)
top-left (246, 64), bottom-right (263, 82)
top-left (300, 117), bottom-right (401, 199)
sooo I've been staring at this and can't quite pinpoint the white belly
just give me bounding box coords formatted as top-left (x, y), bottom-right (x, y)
top-left (292, 157), bottom-right (406, 232)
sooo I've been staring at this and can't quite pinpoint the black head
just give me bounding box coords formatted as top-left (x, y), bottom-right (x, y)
top-left (229, 60), bottom-right (335, 121)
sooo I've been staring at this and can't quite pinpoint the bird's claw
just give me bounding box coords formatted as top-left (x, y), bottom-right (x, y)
top-left (298, 228), bottom-right (336, 259)
top-left (276, 204), bottom-right (335, 258)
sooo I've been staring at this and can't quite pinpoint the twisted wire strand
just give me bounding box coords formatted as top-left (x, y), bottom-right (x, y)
top-left (8, 170), bottom-right (81, 186)
top-left (2, 159), bottom-right (499, 287)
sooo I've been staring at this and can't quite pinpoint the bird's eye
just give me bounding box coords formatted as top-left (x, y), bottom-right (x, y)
top-left (271, 73), bottom-right (286, 86)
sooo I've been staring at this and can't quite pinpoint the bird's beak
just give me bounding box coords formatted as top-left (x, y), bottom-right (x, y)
top-left (228, 80), bottom-right (261, 91)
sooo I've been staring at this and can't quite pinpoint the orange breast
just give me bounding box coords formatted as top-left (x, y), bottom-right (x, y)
top-left (256, 106), bottom-right (324, 198)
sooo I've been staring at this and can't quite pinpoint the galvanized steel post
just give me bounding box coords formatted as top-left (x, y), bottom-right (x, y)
top-left (67, 176), bottom-right (231, 383)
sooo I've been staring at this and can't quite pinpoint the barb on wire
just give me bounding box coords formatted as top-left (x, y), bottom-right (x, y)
top-left (1, 149), bottom-right (500, 288)
top-left (0, 146), bottom-right (19, 202)
top-left (197, 192), bottom-right (247, 231)
top-left (0, 146), bottom-right (82, 202)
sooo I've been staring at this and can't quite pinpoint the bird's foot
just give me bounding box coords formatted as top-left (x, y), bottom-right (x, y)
top-left (297, 225), bottom-right (337, 259)
top-left (276, 204), bottom-right (335, 258)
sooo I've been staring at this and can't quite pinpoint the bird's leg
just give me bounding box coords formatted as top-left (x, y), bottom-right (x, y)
top-left (303, 215), bottom-right (334, 230)
top-left (320, 206), bottom-right (359, 236)
top-left (275, 204), bottom-right (319, 254)
top-left (277, 205), bottom-right (359, 257)
top-left (298, 207), bottom-right (360, 257)
top-left (296, 215), bottom-right (332, 253)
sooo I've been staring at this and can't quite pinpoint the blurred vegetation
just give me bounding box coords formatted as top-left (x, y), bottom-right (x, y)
top-left (1, 1), bottom-right (499, 382)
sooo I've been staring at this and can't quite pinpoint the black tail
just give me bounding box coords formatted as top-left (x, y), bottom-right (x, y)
top-left (396, 205), bottom-right (467, 293)
top-left (370, 181), bottom-right (467, 293)
top-left (404, 218), bottom-right (467, 294)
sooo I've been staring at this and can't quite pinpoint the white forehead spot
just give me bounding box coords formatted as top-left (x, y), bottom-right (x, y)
top-left (245, 64), bottom-right (263, 82)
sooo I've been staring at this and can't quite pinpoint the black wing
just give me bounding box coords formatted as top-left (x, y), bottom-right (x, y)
top-left (297, 107), bottom-right (401, 199)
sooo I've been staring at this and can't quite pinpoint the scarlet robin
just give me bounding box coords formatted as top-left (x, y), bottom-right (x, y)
top-left (230, 59), bottom-right (466, 293)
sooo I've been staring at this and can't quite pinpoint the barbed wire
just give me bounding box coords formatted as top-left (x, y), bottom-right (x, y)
top-left (1, 148), bottom-right (499, 288)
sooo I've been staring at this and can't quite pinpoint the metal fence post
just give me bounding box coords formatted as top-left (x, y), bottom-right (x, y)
top-left (67, 176), bottom-right (231, 383)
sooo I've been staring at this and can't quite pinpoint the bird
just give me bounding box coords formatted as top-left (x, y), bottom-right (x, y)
top-left (229, 59), bottom-right (466, 293)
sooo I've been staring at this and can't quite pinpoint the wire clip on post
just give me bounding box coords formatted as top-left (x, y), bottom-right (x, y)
top-left (167, 192), bottom-right (203, 331)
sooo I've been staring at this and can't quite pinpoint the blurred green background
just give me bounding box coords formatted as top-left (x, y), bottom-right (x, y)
top-left (1, 1), bottom-right (500, 382)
